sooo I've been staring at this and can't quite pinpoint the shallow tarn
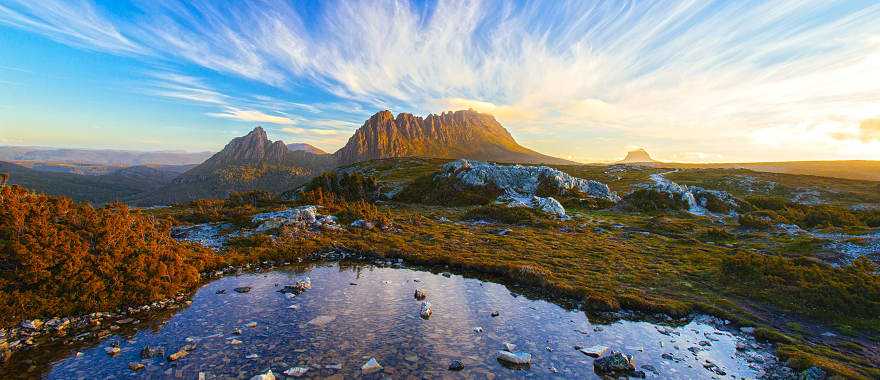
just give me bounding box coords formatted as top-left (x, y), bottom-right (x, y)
top-left (47, 263), bottom-right (781, 379)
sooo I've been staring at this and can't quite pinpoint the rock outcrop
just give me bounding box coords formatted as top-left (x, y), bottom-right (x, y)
top-left (436, 159), bottom-right (619, 218)
top-left (286, 142), bottom-right (327, 155)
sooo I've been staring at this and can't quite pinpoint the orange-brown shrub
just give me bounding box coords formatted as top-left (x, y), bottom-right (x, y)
top-left (0, 185), bottom-right (218, 327)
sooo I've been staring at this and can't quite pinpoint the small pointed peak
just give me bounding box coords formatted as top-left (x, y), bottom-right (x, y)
top-left (245, 126), bottom-right (268, 138)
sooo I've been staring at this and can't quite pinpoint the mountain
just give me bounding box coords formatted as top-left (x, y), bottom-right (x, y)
top-left (333, 109), bottom-right (574, 165)
top-left (287, 143), bottom-right (327, 155)
top-left (619, 148), bottom-right (657, 163)
top-left (0, 146), bottom-right (213, 166)
top-left (0, 161), bottom-right (180, 204)
top-left (131, 127), bottom-right (335, 205)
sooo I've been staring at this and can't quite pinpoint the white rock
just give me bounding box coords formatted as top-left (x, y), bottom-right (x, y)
top-left (579, 344), bottom-right (609, 358)
top-left (361, 357), bottom-right (382, 374)
top-left (283, 366), bottom-right (309, 377)
top-left (497, 350), bottom-right (532, 365)
top-left (503, 342), bottom-right (517, 352)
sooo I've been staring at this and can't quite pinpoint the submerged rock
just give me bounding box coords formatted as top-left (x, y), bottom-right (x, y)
top-left (361, 357), bottom-right (382, 374)
top-left (104, 345), bottom-right (120, 356)
top-left (497, 350), bottom-right (532, 366)
top-left (414, 288), bottom-right (427, 300)
top-left (419, 301), bottom-right (433, 319)
top-left (140, 345), bottom-right (164, 359)
top-left (448, 359), bottom-right (464, 371)
top-left (234, 287), bottom-right (252, 294)
top-left (593, 352), bottom-right (636, 375)
top-left (128, 362), bottom-right (144, 371)
top-left (280, 278), bottom-right (312, 294)
top-left (503, 342), bottom-right (517, 352)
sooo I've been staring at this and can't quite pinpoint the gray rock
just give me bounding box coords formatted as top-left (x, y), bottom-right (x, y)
top-left (579, 344), bottom-right (609, 358)
top-left (448, 360), bottom-right (464, 371)
top-left (497, 350), bottom-right (532, 366)
top-left (361, 357), bottom-right (382, 374)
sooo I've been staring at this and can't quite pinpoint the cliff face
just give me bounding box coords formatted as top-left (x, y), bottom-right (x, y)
top-left (333, 110), bottom-right (574, 165)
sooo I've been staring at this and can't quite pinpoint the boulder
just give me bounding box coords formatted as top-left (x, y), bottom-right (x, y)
top-left (128, 362), bottom-right (145, 371)
top-left (361, 357), bottom-right (382, 374)
top-left (20, 320), bottom-right (43, 330)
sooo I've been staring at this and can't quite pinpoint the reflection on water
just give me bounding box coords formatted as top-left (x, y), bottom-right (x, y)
top-left (44, 263), bottom-right (779, 379)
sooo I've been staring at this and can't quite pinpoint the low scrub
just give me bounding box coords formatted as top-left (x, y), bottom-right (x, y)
top-left (719, 252), bottom-right (880, 325)
top-left (298, 171), bottom-right (380, 203)
top-left (617, 189), bottom-right (690, 212)
top-left (463, 205), bottom-right (547, 225)
top-left (0, 186), bottom-right (217, 328)
top-left (396, 174), bottom-right (502, 206)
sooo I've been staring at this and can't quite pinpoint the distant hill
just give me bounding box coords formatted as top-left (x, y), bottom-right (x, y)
top-left (287, 142), bottom-right (327, 155)
top-left (333, 109), bottom-right (574, 165)
top-left (0, 161), bottom-right (181, 204)
top-left (619, 148), bottom-right (657, 163)
top-left (0, 146), bottom-right (212, 166)
top-left (666, 161), bottom-right (880, 182)
top-left (131, 127), bottom-right (335, 206)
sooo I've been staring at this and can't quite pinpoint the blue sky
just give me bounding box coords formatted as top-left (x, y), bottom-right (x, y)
top-left (1, 0), bottom-right (879, 162)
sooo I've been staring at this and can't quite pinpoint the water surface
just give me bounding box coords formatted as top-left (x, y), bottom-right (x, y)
top-left (47, 263), bottom-right (779, 379)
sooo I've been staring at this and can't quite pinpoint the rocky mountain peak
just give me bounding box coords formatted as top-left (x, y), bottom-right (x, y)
top-left (333, 109), bottom-right (569, 165)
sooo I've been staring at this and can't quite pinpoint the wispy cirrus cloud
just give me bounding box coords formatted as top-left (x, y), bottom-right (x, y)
top-left (2, 0), bottom-right (880, 160)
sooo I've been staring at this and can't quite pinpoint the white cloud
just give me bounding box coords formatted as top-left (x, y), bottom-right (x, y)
top-left (3, 1), bottom-right (880, 160)
top-left (207, 108), bottom-right (294, 125)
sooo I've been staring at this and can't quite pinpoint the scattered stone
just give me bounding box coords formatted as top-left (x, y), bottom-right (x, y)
top-left (496, 350), bottom-right (532, 366)
top-left (800, 366), bottom-right (826, 380)
top-left (21, 320), bottom-right (43, 330)
top-left (361, 357), bottom-right (382, 374)
top-left (448, 360), bottom-right (464, 371)
top-left (246, 353), bottom-right (260, 359)
top-left (140, 345), bottom-right (164, 359)
top-left (249, 370), bottom-right (275, 380)
top-left (234, 287), bottom-right (252, 294)
top-left (579, 345), bottom-right (609, 358)
top-left (167, 349), bottom-right (189, 361)
top-left (593, 352), bottom-right (636, 375)
top-left (105, 345), bottom-right (121, 356)
top-left (246, 322), bottom-right (258, 328)
top-left (414, 289), bottom-right (427, 300)
top-left (233, 328), bottom-right (243, 335)
top-left (491, 311), bottom-right (500, 317)
top-left (230, 339), bottom-right (242, 345)
top-left (503, 342), bottom-right (517, 352)
top-left (350, 219), bottom-right (375, 230)
top-left (128, 362), bottom-right (145, 371)
top-left (283, 366), bottom-right (309, 377)
top-left (215, 289), bottom-right (226, 294)
top-left (441, 272), bottom-right (452, 278)
top-left (473, 327), bottom-right (483, 333)
top-left (280, 278), bottom-right (312, 294)
top-left (419, 301), bottom-right (433, 319)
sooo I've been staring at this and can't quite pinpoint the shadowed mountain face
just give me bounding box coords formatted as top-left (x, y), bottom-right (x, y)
top-left (333, 110), bottom-right (574, 165)
top-left (130, 127), bottom-right (335, 206)
top-left (287, 142), bottom-right (327, 155)
top-left (620, 148), bottom-right (657, 163)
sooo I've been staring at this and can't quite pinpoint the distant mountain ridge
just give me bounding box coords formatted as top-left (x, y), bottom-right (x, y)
top-left (333, 109), bottom-right (574, 165)
top-left (619, 148), bottom-right (657, 163)
top-left (287, 143), bottom-right (327, 155)
top-left (0, 146), bottom-right (212, 166)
